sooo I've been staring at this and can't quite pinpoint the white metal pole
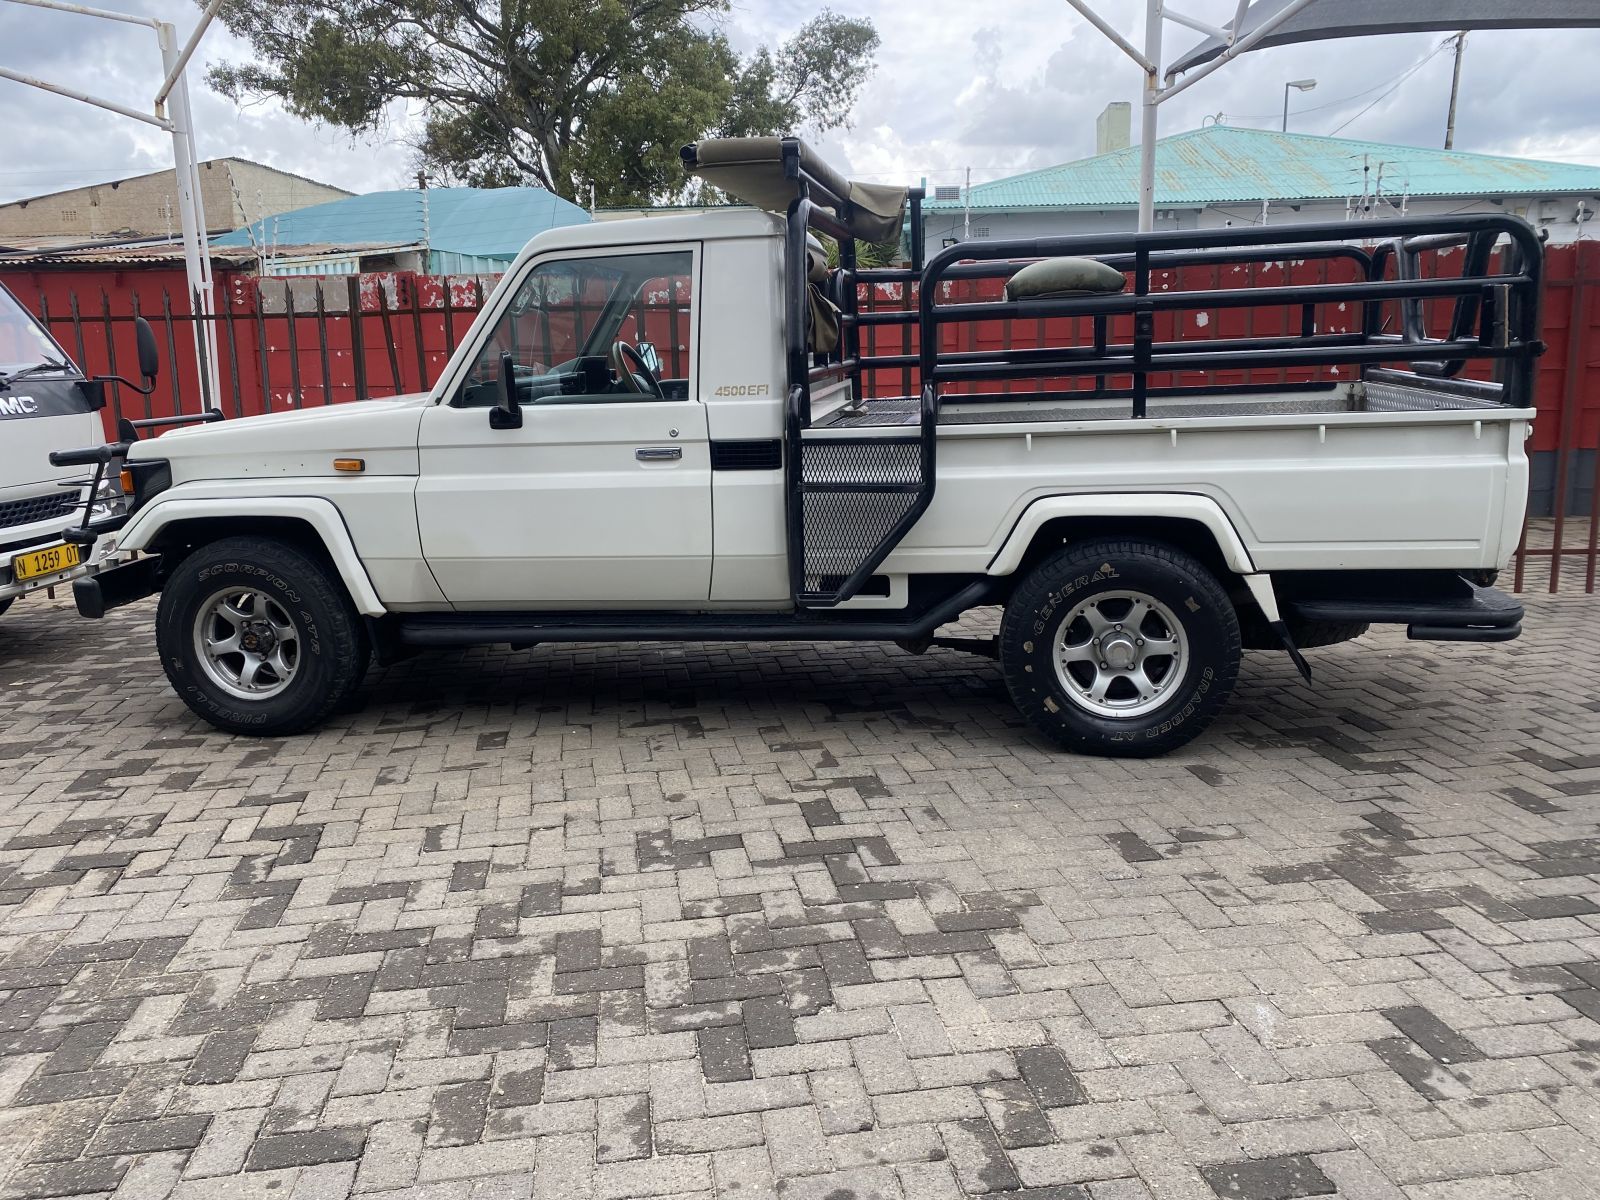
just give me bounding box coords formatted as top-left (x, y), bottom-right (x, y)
top-left (154, 0), bottom-right (224, 114)
top-left (1138, 0), bottom-right (1164, 232)
top-left (0, 66), bottom-right (171, 129)
top-left (157, 20), bottom-right (219, 412)
top-left (6, 0), bottom-right (156, 27)
top-left (963, 167), bottom-right (971, 241)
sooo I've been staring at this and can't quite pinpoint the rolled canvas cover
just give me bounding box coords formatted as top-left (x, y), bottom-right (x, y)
top-left (684, 138), bottom-right (907, 243)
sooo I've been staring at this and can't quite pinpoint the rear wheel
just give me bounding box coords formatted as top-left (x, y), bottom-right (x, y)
top-left (156, 537), bottom-right (368, 735)
top-left (0, 597), bottom-right (12, 618)
top-left (1000, 538), bottom-right (1241, 757)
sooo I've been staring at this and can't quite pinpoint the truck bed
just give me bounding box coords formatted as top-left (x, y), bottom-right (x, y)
top-left (818, 377), bottom-right (1519, 429)
top-left (798, 370), bottom-right (1534, 580)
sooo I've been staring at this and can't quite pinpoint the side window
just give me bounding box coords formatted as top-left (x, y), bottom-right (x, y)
top-left (459, 250), bottom-right (693, 406)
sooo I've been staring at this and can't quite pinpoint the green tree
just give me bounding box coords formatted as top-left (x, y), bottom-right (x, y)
top-left (209, 2), bottom-right (879, 206)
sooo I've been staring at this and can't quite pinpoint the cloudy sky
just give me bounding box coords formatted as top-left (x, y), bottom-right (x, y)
top-left (3, 0), bottom-right (1600, 209)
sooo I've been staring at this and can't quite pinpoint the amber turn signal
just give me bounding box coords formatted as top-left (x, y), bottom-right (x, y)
top-left (333, 458), bottom-right (365, 473)
top-left (119, 468), bottom-right (135, 493)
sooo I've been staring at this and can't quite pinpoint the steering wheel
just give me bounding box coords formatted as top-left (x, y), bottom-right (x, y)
top-left (611, 341), bottom-right (663, 397)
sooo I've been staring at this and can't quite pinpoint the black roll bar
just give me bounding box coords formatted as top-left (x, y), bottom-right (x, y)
top-left (908, 214), bottom-right (1544, 418)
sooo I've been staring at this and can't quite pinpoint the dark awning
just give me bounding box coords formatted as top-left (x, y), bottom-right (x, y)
top-left (1169, 0), bottom-right (1600, 77)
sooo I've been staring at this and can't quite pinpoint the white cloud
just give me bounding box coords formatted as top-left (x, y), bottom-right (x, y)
top-left (4, 0), bottom-right (1600, 212)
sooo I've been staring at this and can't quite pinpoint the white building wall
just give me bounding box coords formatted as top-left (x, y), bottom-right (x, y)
top-left (925, 193), bottom-right (1600, 246)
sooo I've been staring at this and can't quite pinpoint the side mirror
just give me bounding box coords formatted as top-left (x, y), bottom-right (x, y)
top-left (134, 316), bottom-right (160, 383)
top-left (636, 341), bottom-right (661, 375)
top-left (489, 351), bottom-right (523, 429)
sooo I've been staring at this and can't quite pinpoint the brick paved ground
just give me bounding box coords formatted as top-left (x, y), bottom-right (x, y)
top-left (2, 590), bottom-right (1599, 1200)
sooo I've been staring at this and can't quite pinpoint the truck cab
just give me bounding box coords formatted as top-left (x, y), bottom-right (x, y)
top-left (0, 281), bottom-right (142, 617)
top-left (61, 137), bottom-right (1542, 755)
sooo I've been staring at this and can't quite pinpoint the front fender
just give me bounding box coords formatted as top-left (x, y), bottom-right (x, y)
top-left (986, 493), bottom-right (1258, 577)
top-left (116, 496), bottom-right (388, 616)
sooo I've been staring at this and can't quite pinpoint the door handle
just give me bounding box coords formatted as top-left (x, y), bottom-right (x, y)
top-left (636, 446), bottom-right (682, 461)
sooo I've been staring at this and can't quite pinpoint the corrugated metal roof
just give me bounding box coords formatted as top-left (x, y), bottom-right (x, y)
top-left (0, 240), bottom-right (411, 267)
top-left (926, 126), bottom-right (1600, 211)
top-left (211, 187), bottom-right (590, 259)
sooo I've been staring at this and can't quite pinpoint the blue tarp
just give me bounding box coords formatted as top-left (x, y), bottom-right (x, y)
top-left (212, 187), bottom-right (590, 266)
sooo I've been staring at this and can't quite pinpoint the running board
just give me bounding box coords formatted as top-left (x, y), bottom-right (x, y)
top-left (398, 581), bottom-right (996, 648)
top-left (1283, 575), bottom-right (1523, 643)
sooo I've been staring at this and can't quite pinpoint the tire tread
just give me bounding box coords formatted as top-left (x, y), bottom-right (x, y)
top-left (156, 536), bottom-right (366, 736)
top-left (1000, 537), bottom-right (1241, 757)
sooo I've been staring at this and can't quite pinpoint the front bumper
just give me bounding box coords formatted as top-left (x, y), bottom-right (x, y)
top-left (0, 529), bottom-right (119, 604)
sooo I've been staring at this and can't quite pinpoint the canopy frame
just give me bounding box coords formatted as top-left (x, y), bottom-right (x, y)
top-left (1065, 0), bottom-right (1600, 233)
top-left (1064, 0), bottom-right (1322, 232)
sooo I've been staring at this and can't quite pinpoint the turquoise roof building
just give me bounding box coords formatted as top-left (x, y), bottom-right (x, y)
top-left (212, 186), bottom-right (590, 275)
top-left (923, 126), bottom-right (1600, 244)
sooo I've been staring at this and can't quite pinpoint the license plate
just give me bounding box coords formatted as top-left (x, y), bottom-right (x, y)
top-left (12, 541), bottom-right (82, 582)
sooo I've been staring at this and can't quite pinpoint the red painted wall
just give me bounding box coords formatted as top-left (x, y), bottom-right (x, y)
top-left (3, 245), bottom-right (1591, 455)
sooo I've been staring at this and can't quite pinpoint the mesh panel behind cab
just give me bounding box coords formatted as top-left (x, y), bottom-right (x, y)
top-left (798, 439), bottom-right (924, 599)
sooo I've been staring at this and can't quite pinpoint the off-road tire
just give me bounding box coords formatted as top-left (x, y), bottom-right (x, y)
top-left (156, 536), bottom-right (368, 736)
top-left (1000, 538), bottom-right (1241, 757)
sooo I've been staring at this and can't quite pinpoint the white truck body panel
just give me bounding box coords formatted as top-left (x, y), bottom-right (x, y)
top-left (873, 401), bottom-right (1530, 577)
top-left (1, 407), bottom-right (118, 603)
top-left (117, 495), bottom-right (389, 616)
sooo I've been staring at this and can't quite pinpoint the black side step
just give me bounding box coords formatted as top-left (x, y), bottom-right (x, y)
top-left (398, 581), bottom-right (995, 648)
top-left (1284, 575), bottom-right (1523, 643)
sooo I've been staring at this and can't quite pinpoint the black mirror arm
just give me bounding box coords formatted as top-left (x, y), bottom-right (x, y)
top-left (91, 373), bottom-right (157, 396)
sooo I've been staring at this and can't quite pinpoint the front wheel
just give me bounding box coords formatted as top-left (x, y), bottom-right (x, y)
top-left (156, 537), bottom-right (368, 736)
top-left (999, 539), bottom-right (1241, 757)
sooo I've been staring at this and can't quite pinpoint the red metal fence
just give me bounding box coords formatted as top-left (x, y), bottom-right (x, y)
top-left (10, 243), bottom-right (1600, 592)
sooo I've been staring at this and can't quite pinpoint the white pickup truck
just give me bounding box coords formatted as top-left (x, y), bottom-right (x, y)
top-left (55, 138), bottom-right (1541, 755)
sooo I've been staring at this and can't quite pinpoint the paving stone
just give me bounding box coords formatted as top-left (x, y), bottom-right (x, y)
top-left (1018, 1046), bottom-right (1089, 1108)
top-left (0, 1156), bottom-right (130, 1199)
top-left (598, 1093), bottom-right (653, 1162)
top-left (245, 1128), bottom-right (368, 1172)
top-left (941, 1117), bottom-right (1022, 1193)
top-left (86, 1113), bottom-right (210, 1155)
top-left (3, 590), bottom-right (1600, 1200)
top-left (1198, 1154), bottom-right (1336, 1200)
top-left (699, 1024), bottom-right (753, 1083)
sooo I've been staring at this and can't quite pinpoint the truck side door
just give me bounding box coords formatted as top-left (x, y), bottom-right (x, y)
top-left (415, 245), bottom-right (710, 607)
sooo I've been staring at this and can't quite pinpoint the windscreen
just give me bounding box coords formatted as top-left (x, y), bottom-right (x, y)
top-left (0, 286), bottom-right (65, 374)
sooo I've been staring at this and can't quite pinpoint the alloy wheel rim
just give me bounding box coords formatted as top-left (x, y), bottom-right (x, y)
top-left (193, 587), bottom-right (300, 700)
top-left (1052, 589), bottom-right (1188, 718)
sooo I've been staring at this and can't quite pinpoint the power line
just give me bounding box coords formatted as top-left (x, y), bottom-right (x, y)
top-left (1225, 73), bottom-right (1432, 122)
top-left (1327, 38), bottom-right (1456, 137)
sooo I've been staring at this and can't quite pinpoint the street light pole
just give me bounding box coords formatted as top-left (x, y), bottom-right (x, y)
top-left (1282, 78), bottom-right (1317, 132)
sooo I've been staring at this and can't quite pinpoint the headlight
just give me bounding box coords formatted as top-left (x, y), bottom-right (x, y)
top-left (89, 472), bottom-right (124, 521)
